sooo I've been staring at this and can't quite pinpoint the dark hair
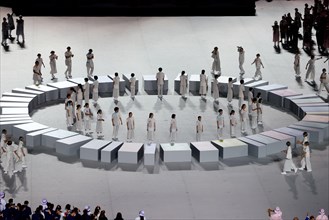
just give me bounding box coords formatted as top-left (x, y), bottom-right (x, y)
top-left (240, 79), bottom-right (244, 84)
top-left (7, 140), bottom-right (12, 145)
top-left (218, 109), bottom-right (223, 113)
top-left (228, 77), bottom-right (232, 82)
top-left (37, 53), bottom-right (41, 57)
top-left (304, 141), bottom-right (309, 146)
top-left (131, 73), bottom-right (135, 77)
top-left (198, 116), bottom-right (202, 119)
top-left (65, 204), bottom-right (71, 210)
top-left (114, 107), bottom-right (119, 112)
top-left (70, 87), bottom-right (76, 93)
top-left (97, 109), bottom-right (102, 114)
top-left (230, 110), bottom-right (235, 115)
top-left (171, 114), bottom-right (176, 119)
top-left (114, 212), bottom-right (124, 220)
top-left (67, 46), bottom-right (71, 50)
top-left (76, 104), bottom-right (81, 109)
top-left (2, 129), bottom-right (7, 133)
top-left (115, 72), bottom-right (118, 77)
top-left (84, 78), bottom-right (89, 82)
top-left (249, 87), bottom-right (253, 91)
top-left (78, 84), bottom-right (84, 92)
top-left (310, 55), bottom-right (315, 59)
top-left (201, 69), bottom-right (205, 74)
top-left (158, 67), bottom-right (162, 71)
top-left (241, 104), bottom-right (246, 110)
top-left (149, 113), bottom-right (153, 118)
top-left (303, 132), bottom-right (308, 136)
top-left (252, 97), bottom-right (257, 102)
top-left (19, 136), bottom-right (23, 141)
top-left (181, 71), bottom-right (185, 75)
top-left (256, 92), bottom-right (261, 98)
top-left (94, 75), bottom-right (98, 80)
top-left (24, 201), bottom-right (29, 205)
top-left (84, 103), bottom-right (89, 107)
top-left (258, 98), bottom-right (262, 103)
top-left (286, 141), bottom-right (291, 146)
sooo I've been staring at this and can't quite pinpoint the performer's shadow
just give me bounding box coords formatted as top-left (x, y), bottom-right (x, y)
top-left (302, 171), bottom-right (318, 195)
top-left (284, 174), bottom-right (298, 200)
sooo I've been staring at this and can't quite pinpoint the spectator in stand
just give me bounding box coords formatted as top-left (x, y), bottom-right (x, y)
top-left (22, 200), bottom-right (32, 220)
top-left (99, 210), bottom-right (108, 220)
top-left (135, 210), bottom-right (146, 220)
top-left (316, 209), bottom-right (328, 220)
top-left (114, 212), bottom-right (124, 220)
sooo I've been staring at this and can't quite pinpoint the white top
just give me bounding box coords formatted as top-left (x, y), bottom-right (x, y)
top-left (84, 83), bottom-right (90, 94)
top-left (65, 51), bottom-right (73, 61)
top-left (240, 109), bottom-right (247, 121)
top-left (303, 145), bottom-right (310, 157)
top-left (126, 117), bottom-right (135, 130)
top-left (97, 113), bottom-right (103, 121)
top-left (113, 76), bottom-right (120, 89)
top-left (239, 50), bottom-right (245, 63)
top-left (257, 103), bottom-right (263, 114)
top-left (307, 59), bottom-right (315, 69)
top-left (70, 91), bottom-right (76, 102)
top-left (230, 115), bottom-right (237, 126)
top-left (76, 108), bottom-right (82, 120)
top-left (239, 84), bottom-right (245, 98)
top-left (285, 146), bottom-right (292, 159)
top-left (251, 103), bottom-right (258, 116)
top-left (217, 114), bottom-right (224, 128)
top-left (93, 80), bottom-right (99, 92)
top-left (212, 51), bottom-right (220, 62)
top-left (253, 57), bottom-right (263, 68)
top-left (200, 74), bottom-right (207, 86)
top-left (0, 133), bottom-right (6, 147)
top-left (196, 120), bottom-right (203, 132)
top-left (49, 54), bottom-right (57, 63)
top-left (170, 119), bottom-right (177, 131)
top-left (156, 71), bottom-right (165, 85)
top-left (180, 74), bottom-right (187, 86)
top-left (147, 118), bottom-right (156, 129)
top-left (84, 107), bottom-right (92, 119)
top-left (248, 91), bottom-right (253, 104)
top-left (112, 112), bottom-right (122, 126)
top-left (86, 53), bottom-right (94, 62)
top-left (36, 57), bottom-right (44, 69)
top-left (77, 88), bottom-right (83, 100)
top-left (130, 77), bottom-right (136, 87)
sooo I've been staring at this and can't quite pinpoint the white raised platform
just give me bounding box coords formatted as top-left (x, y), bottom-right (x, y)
top-left (47, 81), bottom-right (77, 99)
top-left (12, 122), bottom-right (49, 142)
top-left (259, 130), bottom-right (294, 154)
top-left (253, 84), bottom-right (288, 103)
top-left (25, 85), bottom-right (59, 102)
top-left (55, 135), bottom-right (92, 156)
top-left (0, 120), bottom-right (34, 135)
top-left (244, 134), bottom-right (282, 156)
top-left (118, 142), bottom-right (144, 164)
top-left (26, 128), bottom-right (58, 148)
top-left (190, 141), bottom-right (219, 162)
top-left (211, 139), bottom-right (248, 159)
top-left (144, 143), bottom-right (157, 166)
top-left (244, 80), bottom-right (269, 91)
top-left (12, 88), bottom-right (46, 105)
top-left (101, 141), bottom-right (123, 163)
top-left (41, 129), bottom-right (79, 149)
top-left (238, 137), bottom-right (267, 158)
top-left (233, 78), bottom-right (255, 98)
top-left (80, 139), bottom-right (111, 161)
top-left (160, 143), bottom-right (191, 163)
top-left (268, 89), bottom-right (303, 108)
top-left (188, 74), bottom-right (200, 95)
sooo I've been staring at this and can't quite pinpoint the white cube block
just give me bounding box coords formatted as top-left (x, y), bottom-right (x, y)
top-left (160, 143), bottom-right (191, 163)
top-left (101, 141), bottom-right (123, 163)
top-left (56, 135), bottom-right (92, 156)
top-left (80, 139), bottom-right (111, 161)
top-left (144, 143), bottom-right (157, 166)
top-left (118, 142), bottom-right (144, 164)
top-left (41, 129), bottom-right (79, 149)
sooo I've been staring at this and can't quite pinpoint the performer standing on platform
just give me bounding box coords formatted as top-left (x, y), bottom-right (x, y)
top-left (238, 79), bottom-right (245, 108)
top-left (64, 46), bottom-right (74, 79)
top-left (299, 141), bottom-right (312, 172)
top-left (147, 113), bottom-right (156, 144)
top-left (217, 109), bottom-right (224, 140)
top-left (16, 136), bottom-right (28, 170)
top-left (156, 67), bottom-right (165, 99)
top-left (229, 110), bottom-right (237, 138)
top-left (305, 55), bottom-right (322, 84)
top-left (112, 107), bottom-right (122, 141)
top-left (180, 71), bottom-right (188, 98)
top-left (251, 54), bottom-right (264, 80)
top-left (212, 75), bottom-right (219, 102)
top-left (75, 104), bottom-right (83, 132)
top-left (126, 112), bottom-right (135, 142)
top-left (240, 104), bottom-right (248, 134)
top-left (170, 114), bottom-right (178, 144)
top-left (77, 84), bottom-right (83, 106)
top-left (86, 49), bottom-right (94, 78)
top-left (281, 141), bottom-right (297, 174)
top-left (237, 46), bottom-right (245, 76)
top-left (130, 73), bottom-right (136, 99)
top-left (16, 15), bottom-right (24, 43)
top-left (257, 98), bottom-right (263, 125)
top-left (1, 17), bottom-right (9, 46)
top-left (84, 103), bottom-right (93, 135)
top-left (316, 68), bottom-right (329, 96)
top-left (199, 69), bottom-right (208, 99)
top-left (33, 61), bottom-right (42, 86)
top-left (92, 75), bottom-right (99, 105)
top-left (49, 51), bottom-right (58, 80)
top-left (294, 50), bottom-right (301, 77)
top-left (83, 78), bottom-right (90, 105)
top-left (65, 100), bottom-right (74, 127)
top-left (113, 72), bottom-right (120, 103)
top-left (196, 116), bottom-right (203, 142)
top-left (251, 98), bottom-right (258, 130)
top-left (227, 78), bottom-right (233, 106)
top-left (96, 109), bottom-right (104, 138)
top-left (248, 87), bottom-right (253, 116)
top-left (272, 21), bottom-right (280, 47)
top-left (211, 47), bottom-right (221, 75)
top-left (36, 54), bottom-right (45, 82)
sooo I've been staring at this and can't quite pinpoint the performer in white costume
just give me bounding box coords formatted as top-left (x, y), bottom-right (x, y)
top-left (113, 72), bottom-right (120, 102)
top-left (211, 47), bottom-right (221, 75)
top-left (83, 78), bottom-right (90, 105)
top-left (229, 110), bottom-right (237, 138)
top-left (86, 49), bottom-right (94, 78)
top-left (126, 112), bottom-right (135, 142)
top-left (169, 114), bottom-right (178, 143)
top-left (180, 71), bottom-right (188, 98)
top-left (227, 78), bottom-right (233, 106)
top-left (3, 140), bottom-right (19, 175)
top-left (33, 61), bottom-right (42, 86)
top-left (257, 98), bottom-right (263, 125)
top-left (75, 104), bottom-right (83, 132)
top-left (65, 100), bottom-right (74, 127)
top-left (92, 75), bottom-right (99, 104)
top-left (199, 69), bottom-right (208, 99)
top-left (16, 136), bottom-right (28, 171)
top-left (248, 87), bottom-right (254, 116)
top-left (217, 109), bottom-right (224, 140)
top-left (96, 109), bottom-right (104, 138)
top-left (238, 79), bottom-right (245, 108)
top-left (196, 116), bottom-right (203, 141)
top-left (251, 54), bottom-right (264, 80)
top-left (294, 51), bottom-right (301, 77)
top-left (0, 129), bottom-right (7, 163)
top-left (130, 73), bottom-right (136, 99)
top-left (251, 98), bottom-right (258, 130)
top-left (156, 67), bottom-right (165, 98)
top-left (64, 46), bottom-right (74, 79)
top-left (237, 46), bottom-right (245, 75)
top-left (49, 51), bottom-right (58, 80)
top-left (316, 68), bottom-right (329, 96)
top-left (281, 141), bottom-right (297, 174)
top-left (36, 53), bottom-right (45, 82)
top-left (112, 107), bottom-right (122, 141)
top-left (84, 103), bottom-right (93, 135)
top-left (77, 84), bottom-right (83, 106)
top-left (240, 104), bottom-right (248, 134)
top-left (147, 113), bottom-right (156, 144)
top-left (305, 55), bottom-right (322, 83)
top-left (212, 75), bottom-right (219, 102)
top-left (299, 141), bottom-right (312, 172)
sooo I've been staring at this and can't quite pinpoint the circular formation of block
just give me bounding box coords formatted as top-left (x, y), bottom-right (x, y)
top-left (0, 74), bottom-right (328, 169)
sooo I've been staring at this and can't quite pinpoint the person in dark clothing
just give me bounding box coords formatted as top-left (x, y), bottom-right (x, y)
top-left (22, 201), bottom-right (32, 220)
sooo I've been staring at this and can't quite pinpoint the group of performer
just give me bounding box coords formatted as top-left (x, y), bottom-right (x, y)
top-left (1, 13), bottom-right (25, 47)
top-left (0, 129), bottom-right (28, 176)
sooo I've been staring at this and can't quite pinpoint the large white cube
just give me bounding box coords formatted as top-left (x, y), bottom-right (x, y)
top-left (144, 143), bottom-right (157, 166)
top-left (211, 139), bottom-right (248, 159)
top-left (56, 135), bottom-right (92, 156)
top-left (118, 142), bottom-right (144, 164)
top-left (160, 143), bottom-right (191, 163)
top-left (80, 139), bottom-right (111, 161)
top-left (26, 128), bottom-right (58, 148)
top-left (190, 141), bottom-right (219, 162)
top-left (41, 129), bottom-right (79, 149)
top-left (101, 141), bottom-right (123, 163)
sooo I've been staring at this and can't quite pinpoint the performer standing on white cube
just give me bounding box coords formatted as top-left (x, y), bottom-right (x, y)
top-left (199, 69), bottom-right (208, 99)
top-left (217, 109), bottom-right (225, 140)
top-left (92, 75), bottom-right (99, 105)
top-left (156, 67), bottom-right (165, 99)
top-left (130, 73), bottom-right (136, 99)
top-left (169, 114), bottom-right (178, 144)
top-left (112, 107), bottom-right (122, 141)
top-left (180, 71), bottom-right (188, 98)
top-left (147, 113), bottom-right (156, 144)
top-left (86, 49), bottom-right (94, 78)
top-left (113, 72), bottom-right (120, 102)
